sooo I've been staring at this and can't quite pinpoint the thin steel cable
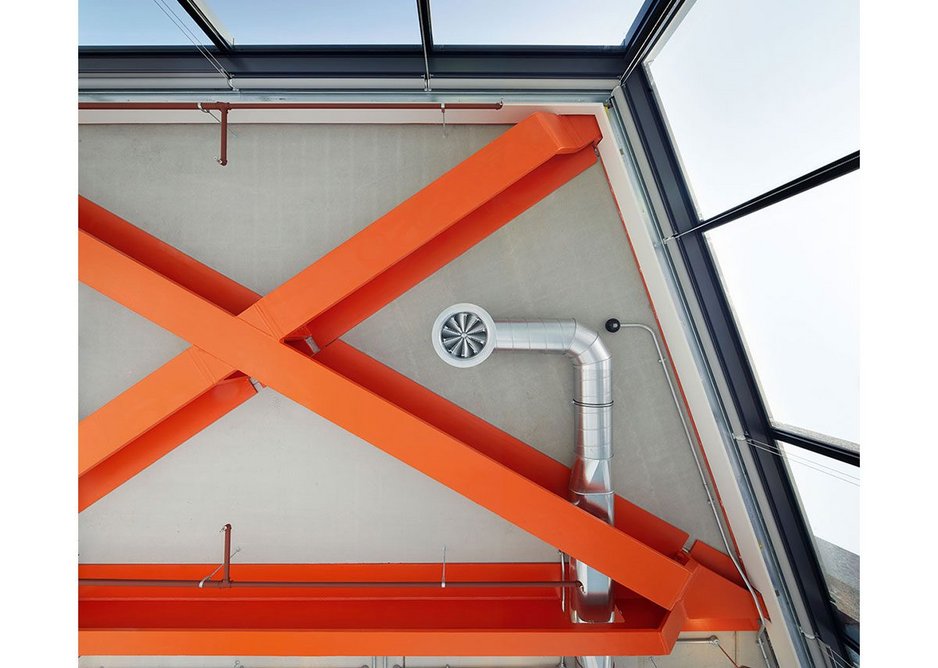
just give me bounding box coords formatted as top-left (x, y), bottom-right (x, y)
top-left (740, 436), bottom-right (860, 486)
top-left (150, 0), bottom-right (234, 87)
top-left (821, 641), bottom-right (855, 668)
top-left (153, 0), bottom-right (229, 76)
top-left (800, 628), bottom-right (853, 668)
top-left (824, 649), bottom-right (850, 668)
top-left (737, 434), bottom-right (858, 480)
top-left (747, 440), bottom-right (859, 486)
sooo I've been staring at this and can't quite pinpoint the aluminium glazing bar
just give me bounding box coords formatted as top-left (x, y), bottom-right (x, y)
top-left (620, 67), bottom-right (851, 664)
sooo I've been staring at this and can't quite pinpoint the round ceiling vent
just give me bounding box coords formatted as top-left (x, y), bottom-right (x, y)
top-left (431, 303), bottom-right (496, 368)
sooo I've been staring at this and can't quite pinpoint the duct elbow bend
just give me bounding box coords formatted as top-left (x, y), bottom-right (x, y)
top-left (432, 304), bottom-right (616, 628)
top-left (568, 322), bottom-right (611, 369)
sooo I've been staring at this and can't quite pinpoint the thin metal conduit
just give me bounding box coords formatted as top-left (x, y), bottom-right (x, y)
top-left (618, 324), bottom-right (770, 661)
top-left (78, 102), bottom-right (504, 111)
top-left (79, 578), bottom-right (581, 589)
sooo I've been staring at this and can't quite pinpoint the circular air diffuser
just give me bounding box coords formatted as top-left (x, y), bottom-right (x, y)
top-left (431, 303), bottom-right (496, 368)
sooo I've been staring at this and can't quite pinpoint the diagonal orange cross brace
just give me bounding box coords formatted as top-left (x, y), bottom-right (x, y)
top-left (78, 202), bottom-right (762, 623)
top-left (79, 112), bottom-right (601, 492)
top-left (79, 226), bottom-right (694, 610)
top-left (78, 112), bottom-right (763, 622)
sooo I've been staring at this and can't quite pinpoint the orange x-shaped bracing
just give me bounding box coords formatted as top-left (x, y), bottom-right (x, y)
top-left (79, 113), bottom-right (762, 634)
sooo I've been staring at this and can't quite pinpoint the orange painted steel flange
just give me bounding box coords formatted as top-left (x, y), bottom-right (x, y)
top-left (78, 112), bottom-right (764, 656)
top-left (79, 563), bottom-right (757, 656)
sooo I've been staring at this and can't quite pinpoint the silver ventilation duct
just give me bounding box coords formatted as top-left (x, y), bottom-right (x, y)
top-left (432, 304), bottom-right (616, 663)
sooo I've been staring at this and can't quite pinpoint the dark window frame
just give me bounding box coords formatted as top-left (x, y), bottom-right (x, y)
top-left (621, 65), bottom-right (858, 662)
top-left (77, 0), bottom-right (861, 661)
top-left (78, 0), bottom-right (678, 82)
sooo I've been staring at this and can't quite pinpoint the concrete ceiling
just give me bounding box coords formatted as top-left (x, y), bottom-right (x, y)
top-left (78, 121), bottom-right (761, 666)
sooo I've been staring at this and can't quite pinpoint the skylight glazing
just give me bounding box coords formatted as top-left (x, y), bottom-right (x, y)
top-left (646, 0), bottom-right (860, 219)
top-left (780, 440), bottom-right (859, 623)
top-left (80, 0), bottom-right (211, 46)
top-left (431, 0), bottom-right (645, 46)
top-left (706, 172), bottom-right (860, 444)
top-left (207, 0), bottom-right (422, 45)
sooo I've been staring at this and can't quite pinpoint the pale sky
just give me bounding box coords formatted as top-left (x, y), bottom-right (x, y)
top-left (79, 0), bottom-right (647, 46)
top-left (648, 0), bottom-right (860, 556)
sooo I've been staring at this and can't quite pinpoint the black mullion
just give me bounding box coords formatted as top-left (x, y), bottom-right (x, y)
top-left (671, 151), bottom-right (861, 241)
top-left (623, 68), bottom-right (853, 662)
top-left (619, 0), bottom-right (686, 83)
top-left (175, 0), bottom-right (231, 51)
top-left (78, 46), bottom-right (629, 80)
top-left (771, 426), bottom-right (860, 468)
top-left (417, 0), bottom-right (434, 49)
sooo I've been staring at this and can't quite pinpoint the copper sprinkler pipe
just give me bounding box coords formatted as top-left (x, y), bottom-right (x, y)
top-left (77, 102), bottom-right (504, 111)
top-left (79, 578), bottom-right (582, 589)
top-left (78, 100), bottom-right (503, 166)
top-left (222, 523), bottom-right (232, 584)
top-left (79, 522), bottom-right (581, 590)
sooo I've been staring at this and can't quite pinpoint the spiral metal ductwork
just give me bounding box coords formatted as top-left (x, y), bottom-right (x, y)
top-left (432, 304), bottom-right (615, 667)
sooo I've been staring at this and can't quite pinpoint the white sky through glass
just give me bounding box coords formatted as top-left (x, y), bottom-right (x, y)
top-left (432, 0), bottom-right (645, 45)
top-left (783, 443), bottom-right (859, 554)
top-left (80, 0), bottom-right (210, 45)
top-left (648, 0), bottom-right (860, 219)
top-left (208, 0), bottom-right (421, 45)
top-left (706, 173), bottom-right (860, 444)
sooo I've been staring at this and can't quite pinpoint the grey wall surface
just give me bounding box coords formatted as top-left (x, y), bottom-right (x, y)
top-left (78, 122), bottom-right (753, 665)
top-left (79, 121), bottom-right (722, 559)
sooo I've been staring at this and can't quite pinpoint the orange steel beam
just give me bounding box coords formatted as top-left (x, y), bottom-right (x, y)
top-left (77, 563), bottom-right (758, 656)
top-left (78, 564), bottom-right (729, 656)
top-left (302, 146), bottom-right (598, 347)
top-left (78, 196), bottom-right (259, 315)
top-left (76, 199), bottom-right (701, 559)
top-left (681, 558), bottom-right (763, 632)
top-left (79, 228), bottom-right (694, 610)
top-left (76, 197), bottom-right (699, 560)
top-left (315, 339), bottom-right (692, 557)
top-left (78, 562), bottom-right (759, 626)
top-left (79, 626), bottom-right (676, 658)
top-left (78, 113), bottom-right (600, 496)
top-left (79, 376), bottom-right (256, 510)
top-left (239, 113), bottom-right (602, 341)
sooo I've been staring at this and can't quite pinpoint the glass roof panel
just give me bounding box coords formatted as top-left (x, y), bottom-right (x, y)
top-left (80, 0), bottom-right (211, 46)
top-left (647, 0), bottom-right (860, 218)
top-left (780, 440), bottom-right (859, 622)
top-left (208, 0), bottom-right (421, 45)
top-left (706, 172), bottom-right (859, 444)
top-left (431, 0), bottom-right (645, 46)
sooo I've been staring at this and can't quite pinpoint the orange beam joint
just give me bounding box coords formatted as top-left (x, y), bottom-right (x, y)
top-left (79, 225), bottom-right (694, 610)
top-left (77, 112), bottom-right (762, 623)
top-left (78, 112), bottom-right (600, 507)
